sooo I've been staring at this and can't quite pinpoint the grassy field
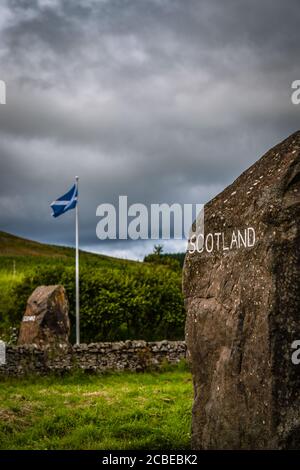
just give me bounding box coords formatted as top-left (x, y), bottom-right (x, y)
top-left (0, 366), bottom-right (192, 450)
top-left (0, 233), bottom-right (190, 450)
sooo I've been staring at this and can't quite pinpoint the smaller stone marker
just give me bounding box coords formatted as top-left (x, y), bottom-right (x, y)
top-left (18, 285), bottom-right (70, 347)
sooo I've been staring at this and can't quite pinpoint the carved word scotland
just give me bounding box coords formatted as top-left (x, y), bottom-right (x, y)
top-left (188, 226), bottom-right (256, 254)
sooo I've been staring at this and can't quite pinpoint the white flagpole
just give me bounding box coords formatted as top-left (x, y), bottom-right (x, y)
top-left (75, 176), bottom-right (80, 345)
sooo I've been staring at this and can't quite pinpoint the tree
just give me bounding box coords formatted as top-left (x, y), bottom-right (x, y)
top-left (153, 244), bottom-right (164, 256)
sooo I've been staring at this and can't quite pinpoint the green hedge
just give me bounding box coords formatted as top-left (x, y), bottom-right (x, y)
top-left (11, 265), bottom-right (185, 343)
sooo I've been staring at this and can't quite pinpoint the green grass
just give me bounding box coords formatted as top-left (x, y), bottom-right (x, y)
top-left (0, 366), bottom-right (192, 450)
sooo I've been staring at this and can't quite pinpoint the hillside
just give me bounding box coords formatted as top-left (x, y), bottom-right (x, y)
top-left (0, 231), bottom-right (135, 267)
top-left (0, 230), bottom-right (73, 257)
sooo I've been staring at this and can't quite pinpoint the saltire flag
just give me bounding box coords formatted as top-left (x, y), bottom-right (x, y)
top-left (50, 184), bottom-right (78, 218)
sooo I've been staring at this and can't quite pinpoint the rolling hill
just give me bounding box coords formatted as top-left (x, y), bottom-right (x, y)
top-left (0, 230), bottom-right (74, 257)
top-left (0, 231), bottom-right (138, 270)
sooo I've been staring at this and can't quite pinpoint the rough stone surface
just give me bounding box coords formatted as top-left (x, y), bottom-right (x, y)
top-left (183, 131), bottom-right (300, 449)
top-left (0, 340), bottom-right (186, 376)
top-left (18, 285), bottom-right (70, 347)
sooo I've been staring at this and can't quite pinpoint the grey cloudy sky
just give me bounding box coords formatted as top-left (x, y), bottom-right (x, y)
top-left (0, 0), bottom-right (299, 259)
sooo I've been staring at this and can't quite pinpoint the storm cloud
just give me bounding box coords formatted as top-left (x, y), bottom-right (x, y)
top-left (0, 0), bottom-right (299, 258)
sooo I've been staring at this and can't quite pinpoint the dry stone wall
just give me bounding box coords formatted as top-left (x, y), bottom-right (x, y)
top-left (0, 340), bottom-right (186, 376)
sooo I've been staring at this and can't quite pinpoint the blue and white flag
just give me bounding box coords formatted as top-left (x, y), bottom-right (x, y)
top-left (50, 184), bottom-right (78, 218)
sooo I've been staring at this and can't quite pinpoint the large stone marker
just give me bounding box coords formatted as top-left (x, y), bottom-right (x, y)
top-left (183, 131), bottom-right (300, 449)
top-left (18, 285), bottom-right (70, 347)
